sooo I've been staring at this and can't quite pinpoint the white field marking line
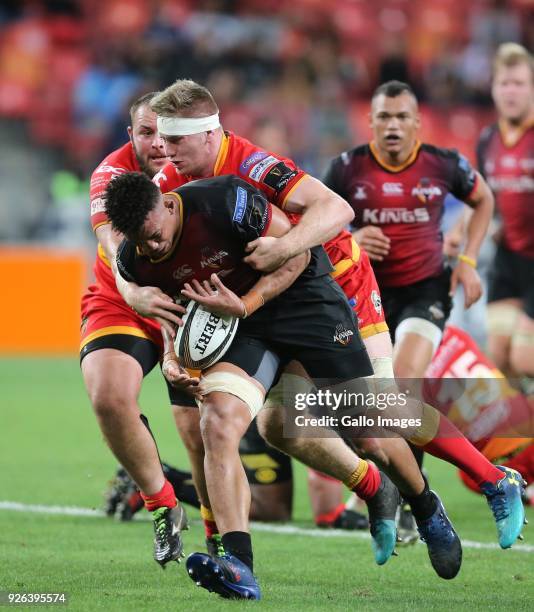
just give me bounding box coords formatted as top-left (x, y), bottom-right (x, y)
top-left (1, 500), bottom-right (532, 554)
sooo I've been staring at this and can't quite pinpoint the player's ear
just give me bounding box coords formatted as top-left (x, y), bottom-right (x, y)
top-left (127, 126), bottom-right (133, 141)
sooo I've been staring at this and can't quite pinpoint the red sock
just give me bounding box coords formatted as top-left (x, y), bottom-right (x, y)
top-left (140, 479), bottom-right (177, 511)
top-left (200, 504), bottom-right (219, 538)
top-left (349, 460), bottom-right (381, 500)
top-left (315, 503), bottom-right (345, 526)
top-left (506, 444), bottom-right (534, 484)
top-left (421, 415), bottom-right (503, 486)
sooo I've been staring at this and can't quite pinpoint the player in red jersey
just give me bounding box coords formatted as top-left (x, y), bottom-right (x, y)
top-left (323, 81), bottom-right (529, 548)
top-left (80, 92), bottom-right (193, 567)
top-left (478, 43), bottom-right (534, 380)
top-left (425, 325), bottom-right (533, 495)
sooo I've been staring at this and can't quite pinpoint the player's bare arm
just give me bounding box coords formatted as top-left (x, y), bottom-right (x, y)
top-left (244, 175), bottom-right (353, 272)
top-left (97, 223), bottom-right (185, 336)
top-left (449, 171), bottom-right (494, 308)
top-left (183, 207), bottom-right (311, 317)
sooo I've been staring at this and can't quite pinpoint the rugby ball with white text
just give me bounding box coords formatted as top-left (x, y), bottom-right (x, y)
top-left (174, 300), bottom-right (239, 370)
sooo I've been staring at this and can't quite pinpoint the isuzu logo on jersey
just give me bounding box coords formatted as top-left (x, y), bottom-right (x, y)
top-left (200, 248), bottom-right (229, 269)
top-left (382, 182), bottom-right (404, 196)
top-left (362, 208), bottom-right (430, 224)
top-left (411, 179), bottom-right (443, 203)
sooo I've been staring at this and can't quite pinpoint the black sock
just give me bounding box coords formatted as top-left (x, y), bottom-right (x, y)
top-left (404, 481), bottom-right (437, 522)
top-left (409, 444), bottom-right (425, 469)
top-left (161, 463), bottom-right (200, 509)
top-left (221, 531), bottom-right (253, 571)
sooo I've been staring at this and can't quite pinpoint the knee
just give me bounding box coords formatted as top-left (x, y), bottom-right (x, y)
top-left (354, 438), bottom-right (390, 466)
top-left (88, 382), bottom-right (132, 423)
top-left (200, 397), bottom-right (248, 451)
top-left (487, 337), bottom-right (511, 372)
top-left (393, 361), bottom-right (422, 379)
top-left (509, 346), bottom-right (534, 377)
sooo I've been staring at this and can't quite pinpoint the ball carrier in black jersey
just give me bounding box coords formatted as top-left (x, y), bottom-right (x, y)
top-left (105, 172), bottom-right (464, 598)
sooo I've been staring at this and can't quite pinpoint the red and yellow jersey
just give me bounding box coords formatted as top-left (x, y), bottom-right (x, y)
top-left (89, 142), bottom-right (140, 292)
top-left (153, 131), bottom-right (360, 281)
top-left (323, 142), bottom-right (478, 287)
top-left (477, 121), bottom-right (534, 259)
top-left (425, 325), bottom-right (532, 459)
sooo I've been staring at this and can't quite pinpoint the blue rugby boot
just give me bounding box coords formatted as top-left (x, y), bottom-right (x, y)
top-left (416, 491), bottom-right (462, 580)
top-left (365, 472), bottom-right (399, 565)
top-left (480, 466), bottom-right (527, 549)
top-left (186, 552), bottom-right (261, 600)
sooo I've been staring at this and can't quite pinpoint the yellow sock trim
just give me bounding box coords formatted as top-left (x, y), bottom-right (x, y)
top-left (345, 460), bottom-right (369, 490)
top-left (200, 504), bottom-right (215, 522)
top-left (407, 402), bottom-right (440, 446)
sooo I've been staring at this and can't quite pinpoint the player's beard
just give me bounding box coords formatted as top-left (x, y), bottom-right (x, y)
top-left (133, 146), bottom-right (157, 179)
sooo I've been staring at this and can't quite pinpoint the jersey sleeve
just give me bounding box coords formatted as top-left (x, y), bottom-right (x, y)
top-left (476, 125), bottom-right (494, 178)
top-left (237, 150), bottom-right (307, 209)
top-left (116, 239), bottom-right (138, 282)
top-left (224, 178), bottom-right (273, 244)
top-left (321, 156), bottom-right (347, 199)
top-left (89, 164), bottom-right (128, 231)
top-left (450, 151), bottom-right (478, 201)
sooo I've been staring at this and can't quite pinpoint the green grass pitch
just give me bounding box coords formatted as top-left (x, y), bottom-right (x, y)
top-left (1, 357), bottom-right (532, 610)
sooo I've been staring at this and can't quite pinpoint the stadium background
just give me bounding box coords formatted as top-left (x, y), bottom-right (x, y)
top-left (1, 1), bottom-right (533, 609)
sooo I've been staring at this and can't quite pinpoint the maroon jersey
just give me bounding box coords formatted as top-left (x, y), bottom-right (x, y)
top-left (116, 176), bottom-right (272, 301)
top-left (477, 122), bottom-right (534, 259)
top-left (323, 142), bottom-right (478, 287)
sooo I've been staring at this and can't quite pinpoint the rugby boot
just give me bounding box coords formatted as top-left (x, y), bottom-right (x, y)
top-left (152, 504), bottom-right (188, 568)
top-left (396, 502), bottom-right (419, 546)
top-left (103, 467), bottom-right (135, 518)
top-left (186, 552), bottom-right (261, 600)
top-left (365, 472), bottom-right (399, 565)
top-left (480, 466), bottom-right (527, 549)
top-left (206, 534), bottom-right (225, 557)
top-left (415, 491), bottom-right (462, 579)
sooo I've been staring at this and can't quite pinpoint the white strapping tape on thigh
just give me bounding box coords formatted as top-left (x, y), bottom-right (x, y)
top-left (395, 317), bottom-right (442, 354)
top-left (487, 303), bottom-right (521, 336)
top-left (197, 371), bottom-right (265, 418)
top-left (365, 357), bottom-right (396, 395)
top-left (264, 373), bottom-right (315, 409)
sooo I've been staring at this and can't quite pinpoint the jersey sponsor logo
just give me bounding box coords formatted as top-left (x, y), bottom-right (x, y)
top-left (200, 248), bottom-right (229, 270)
top-left (95, 164), bottom-right (127, 177)
top-left (488, 175), bottom-right (534, 193)
top-left (428, 301), bottom-right (445, 320)
top-left (501, 155), bottom-right (517, 169)
top-left (239, 151), bottom-right (268, 173)
top-left (354, 185), bottom-right (368, 200)
top-left (248, 155), bottom-right (279, 181)
top-left (362, 207), bottom-right (430, 224)
top-left (262, 162), bottom-right (298, 193)
top-left (382, 182), bottom-right (404, 196)
top-left (333, 323), bottom-right (354, 345)
top-left (247, 194), bottom-right (269, 231)
top-left (371, 290), bottom-right (382, 315)
top-left (172, 264), bottom-right (194, 282)
top-left (233, 186), bottom-right (248, 223)
top-left (411, 179), bottom-right (443, 203)
top-left (90, 197), bottom-right (106, 216)
top-left (153, 169), bottom-right (167, 187)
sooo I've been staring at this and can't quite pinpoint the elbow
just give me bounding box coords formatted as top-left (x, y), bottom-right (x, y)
top-left (341, 198), bottom-right (355, 226)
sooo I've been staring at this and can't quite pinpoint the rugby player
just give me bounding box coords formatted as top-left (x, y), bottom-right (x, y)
top-left (151, 80), bottom-right (523, 560)
top-left (322, 80), bottom-right (526, 546)
top-left (81, 93), bottom-right (191, 567)
top-left (478, 43), bottom-right (534, 381)
top-left (105, 172), bottom-right (463, 598)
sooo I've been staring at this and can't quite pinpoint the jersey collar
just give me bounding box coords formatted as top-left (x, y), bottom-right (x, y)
top-left (498, 117), bottom-right (534, 148)
top-left (369, 140), bottom-right (421, 172)
top-left (213, 131), bottom-right (230, 176)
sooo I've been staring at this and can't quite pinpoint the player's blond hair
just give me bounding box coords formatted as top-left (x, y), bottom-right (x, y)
top-left (150, 79), bottom-right (219, 118)
top-left (493, 43), bottom-right (533, 78)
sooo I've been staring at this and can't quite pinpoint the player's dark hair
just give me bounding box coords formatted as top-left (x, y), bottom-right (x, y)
top-left (104, 172), bottom-right (160, 238)
top-left (129, 91), bottom-right (159, 123)
top-left (372, 80), bottom-right (416, 100)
